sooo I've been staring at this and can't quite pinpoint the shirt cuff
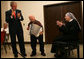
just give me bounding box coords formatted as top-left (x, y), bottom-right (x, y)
top-left (40, 27), bottom-right (43, 32)
top-left (11, 16), bottom-right (13, 19)
top-left (19, 17), bottom-right (21, 19)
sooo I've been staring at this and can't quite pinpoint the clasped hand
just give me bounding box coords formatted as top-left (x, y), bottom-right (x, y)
top-left (56, 20), bottom-right (64, 27)
top-left (11, 10), bottom-right (21, 18)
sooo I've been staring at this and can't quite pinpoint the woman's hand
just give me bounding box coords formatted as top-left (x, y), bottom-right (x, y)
top-left (56, 20), bottom-right (63, 27)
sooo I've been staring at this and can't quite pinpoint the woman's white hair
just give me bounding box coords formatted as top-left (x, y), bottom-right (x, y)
top-left (65, 12), bottom-right (81, 30)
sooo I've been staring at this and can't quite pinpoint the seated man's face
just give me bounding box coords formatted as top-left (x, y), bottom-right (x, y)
top-left (4, 24), bottom-right (7, 29)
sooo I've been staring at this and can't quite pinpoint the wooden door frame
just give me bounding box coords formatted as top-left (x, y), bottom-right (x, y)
top-left (44, 1), bottom-right (81, 7)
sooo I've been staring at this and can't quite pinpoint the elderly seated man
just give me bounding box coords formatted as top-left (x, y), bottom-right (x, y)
top-left (1, 23), bottom-right (9, 50)
top-left (1, 23), bottom-right (9, 41)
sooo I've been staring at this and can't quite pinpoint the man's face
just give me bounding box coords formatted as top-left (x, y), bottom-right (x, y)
top-left (4, 24), bottom-right (7, 29)
top-left (29, 16), bottom-right (35, 22)
top-left (11, 4), bottom-right (17, 11)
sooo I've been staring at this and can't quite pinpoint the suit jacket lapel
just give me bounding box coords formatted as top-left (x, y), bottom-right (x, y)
top-left (16, 10), bottom-right (17, 18)
top-left (10, 9), bottom-right (12, 15)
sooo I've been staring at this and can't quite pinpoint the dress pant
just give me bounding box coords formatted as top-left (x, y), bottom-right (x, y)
top-left (30, 34), bottom-right (44, 54)
top-left (10, 27), bottom-right (26, 55)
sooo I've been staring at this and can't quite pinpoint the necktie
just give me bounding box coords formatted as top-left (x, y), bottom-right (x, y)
top-left (13, 11), bottom-right (16, 19)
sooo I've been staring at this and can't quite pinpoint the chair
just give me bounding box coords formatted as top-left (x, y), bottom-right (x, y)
top-left (4, 34), bottom-right (11, 49)
top-left (54, 40), bottom-right (80, 58)
top-left (1, 32), bottom-right (11, 54)
top-left (1, 31), bottom-right (7, 54)
top-left (65, 40), bottom-right (80, 58)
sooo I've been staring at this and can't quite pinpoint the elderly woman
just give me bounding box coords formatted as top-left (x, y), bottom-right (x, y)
top-left (51, 12), bottom-right (81, 58)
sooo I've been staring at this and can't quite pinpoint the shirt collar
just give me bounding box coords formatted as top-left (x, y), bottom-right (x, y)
top-left (11, 9), bottom-right (16, 13)
top-left (69, 19), bottom-right (73, 22)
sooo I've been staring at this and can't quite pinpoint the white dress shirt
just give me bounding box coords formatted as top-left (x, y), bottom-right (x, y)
top-left (1, 28), bottom-right (9, 34)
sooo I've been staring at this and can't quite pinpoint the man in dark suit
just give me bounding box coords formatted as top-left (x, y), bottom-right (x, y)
top-left (51, 12), bottom-right (81, 58)
top-left (5, 2), bottom-right (26, 58)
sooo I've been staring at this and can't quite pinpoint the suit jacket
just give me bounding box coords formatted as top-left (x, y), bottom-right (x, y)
top-left (5, 9), bottom-right (24, 33)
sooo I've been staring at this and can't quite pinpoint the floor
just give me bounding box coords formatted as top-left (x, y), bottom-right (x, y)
top-left (1, 44), bottom-right (83, 58)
